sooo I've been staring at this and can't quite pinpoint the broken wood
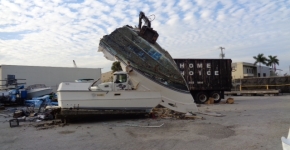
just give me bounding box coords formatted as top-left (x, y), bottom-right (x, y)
top-left (13, 110), bottom-right (24, 118)
top-left (205, 100), bottom-right (211, 104)
top-left (226, 98), bottom-right (234, 104)
top-left (209, 97), bottom-right (214, 104)
top-left (204, 97), bottom-right (214, 104)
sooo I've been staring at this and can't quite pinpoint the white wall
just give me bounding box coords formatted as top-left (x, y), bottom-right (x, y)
top-left (0, 65), bottom-right (101, 92)
top-left (257, 66), bottom-right (270, 77)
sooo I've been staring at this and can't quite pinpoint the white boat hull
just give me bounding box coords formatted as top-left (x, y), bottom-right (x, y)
top-left (57, 82), bottom-right (161, 111)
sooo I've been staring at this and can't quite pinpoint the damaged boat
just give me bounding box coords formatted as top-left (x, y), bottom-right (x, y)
top-left (26, 84), bottom-right (52, 99)
top-left (56, 11), bottom-right (198, 119)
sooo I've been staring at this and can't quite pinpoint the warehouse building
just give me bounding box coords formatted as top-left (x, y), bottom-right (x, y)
top-left (0, 65), bottom-right (101, 92)
top-left (232, 62), bottom-right (272, 79)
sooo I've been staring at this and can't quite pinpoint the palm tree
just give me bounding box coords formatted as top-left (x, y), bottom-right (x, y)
top-left (267, 55), bottom-right (279, 74)
top-left (253, 53), bottom-right (268, 77)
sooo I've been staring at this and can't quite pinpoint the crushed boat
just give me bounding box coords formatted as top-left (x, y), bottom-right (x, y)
top-left (55, 11), bottom-right (198, 120)
top-left (98, 11), bottom-right (198, 113)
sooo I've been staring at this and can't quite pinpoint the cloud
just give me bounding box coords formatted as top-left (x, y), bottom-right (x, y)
top-left (0, 0), bottom-right (289, 74)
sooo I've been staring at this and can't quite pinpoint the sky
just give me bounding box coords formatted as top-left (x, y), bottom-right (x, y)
top-left (0, 0), bottom-right (290, 74)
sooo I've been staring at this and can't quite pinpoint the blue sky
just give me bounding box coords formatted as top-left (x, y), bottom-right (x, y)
top-left (0, 0), bottom-right (290, 74)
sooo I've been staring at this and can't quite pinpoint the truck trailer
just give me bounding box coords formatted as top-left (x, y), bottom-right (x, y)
top-left (174, 59), bottom-right (232, 104)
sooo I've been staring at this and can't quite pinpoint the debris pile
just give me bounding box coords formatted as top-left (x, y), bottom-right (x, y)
top-left (0, 106), bottom-right (64, 128)
top-left (3, 102), bottom-right (59, 128)
top-left (151, 107), bottom-right (204, 120)
top-left (25, 95), bottom-right (58, 109)
top-left (33, 120), bottom-right (66, 130)
top-left (0, 90), bottom-right (60, 128)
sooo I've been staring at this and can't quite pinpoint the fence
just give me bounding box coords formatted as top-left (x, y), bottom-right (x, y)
top-left (233, 76), bottom-right (290, 93)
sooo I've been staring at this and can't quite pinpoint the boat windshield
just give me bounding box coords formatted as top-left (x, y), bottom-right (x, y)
top-left (114, 74), bottom-right (127, 83)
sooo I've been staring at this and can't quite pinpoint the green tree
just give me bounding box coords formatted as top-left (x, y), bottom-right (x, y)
top-left (111, 61), bottom-right (122, 72)
top-left (253, 53), bottom-right (268, 77)
top-left (266, 55), bottom-right (279, 73)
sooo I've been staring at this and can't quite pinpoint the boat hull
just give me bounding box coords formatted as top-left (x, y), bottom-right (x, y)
top-left (99, 26), bottom-right (189, 93)
top-left (98, 26), bottom-right (198, 113)
top-left (27, 88), bottom-right (52, 99)
top-left (57, 82), bottom-right (161, 112)
top-left (119, 62), bottom-right (198, 113)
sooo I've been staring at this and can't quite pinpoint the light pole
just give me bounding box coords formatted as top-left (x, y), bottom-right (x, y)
top-left (219, 47), bottom-right (225, 59)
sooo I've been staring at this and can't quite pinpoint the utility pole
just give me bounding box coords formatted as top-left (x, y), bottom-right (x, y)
top-left (219, 47), bottom-right (225, 59)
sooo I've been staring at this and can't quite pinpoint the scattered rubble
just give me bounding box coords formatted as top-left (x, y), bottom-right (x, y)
top-left (151, 107), bottom-right (204, 120)
top-left (3, 104), bottom-right (207, 129)
top-left (1, 104), bottom-right (61, 128)
top-left (33, 120), bottom-right (66, 130)
top-left (119, 123), bottom-right (164, 128)
top-left (13, 109), bottom-right (25, 118)
top-left (198, 110), bottom-right (225, 117)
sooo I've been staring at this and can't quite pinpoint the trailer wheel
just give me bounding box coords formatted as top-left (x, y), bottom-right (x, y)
top-left (211, 92), bottom-right (222, 103)
top-left (195, 92), bottom-right (208, 104)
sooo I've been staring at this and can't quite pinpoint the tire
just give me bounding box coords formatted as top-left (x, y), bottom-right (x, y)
top-left (195, 92), bottom-right (208, 104)
top-left (211, 92), bottom-right (222, 103)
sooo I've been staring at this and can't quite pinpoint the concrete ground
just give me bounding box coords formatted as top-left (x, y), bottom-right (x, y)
top-left (0, 95), bottom-right (289, 150)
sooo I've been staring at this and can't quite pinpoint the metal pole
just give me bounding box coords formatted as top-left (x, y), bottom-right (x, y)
top-left (219, 47), bottom-right (225, 59)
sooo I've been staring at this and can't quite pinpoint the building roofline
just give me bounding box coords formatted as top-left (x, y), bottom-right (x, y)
top-left (0, 64), bottom-right (101, 69)
top-left (232, 62), bottom-right (270, 68)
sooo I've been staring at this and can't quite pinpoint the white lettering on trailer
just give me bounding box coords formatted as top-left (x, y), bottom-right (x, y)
top-left (207, 63), bottom-right (211, 68)
top-left (181, 71), bottom-right (184, 76)
top-left (215, 71), bottom-right (219, 75)
top-left (189, 63), bottom-right (194, 68)
top-left (180, 63), bottom-right (184, 68)
top-left (178, 62), bottom-right (220, 76)
top-left (198, 70), bottom-right (202, 75)
top-left (207, 71), bottom-right (211, 75)
top-left (189, 71), bottom-right (194, 75)
top-left (197, 63), bottom-right (202, 68)
top-left (188, 81), bottom-right (194, 84)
